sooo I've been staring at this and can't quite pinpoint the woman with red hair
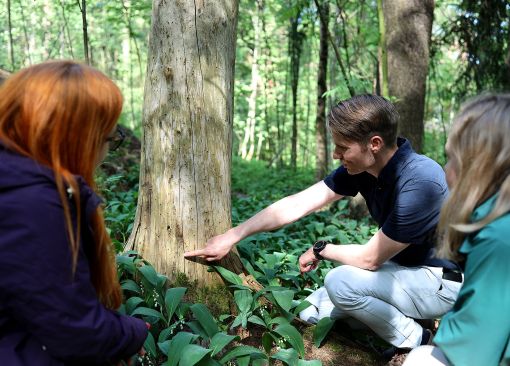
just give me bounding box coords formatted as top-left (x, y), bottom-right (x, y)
top-left (0, 61), bottom-right (147, 365)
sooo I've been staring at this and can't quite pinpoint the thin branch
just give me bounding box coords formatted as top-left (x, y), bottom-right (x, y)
top-left (314, 0), bottom-right (355, 96)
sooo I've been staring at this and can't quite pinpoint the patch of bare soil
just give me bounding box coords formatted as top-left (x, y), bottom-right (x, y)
top-left (301, 327), bottom-right (386, 366)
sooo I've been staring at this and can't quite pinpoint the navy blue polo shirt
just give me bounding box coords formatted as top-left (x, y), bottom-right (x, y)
top-left (324, 137), bottom-right (454, 268)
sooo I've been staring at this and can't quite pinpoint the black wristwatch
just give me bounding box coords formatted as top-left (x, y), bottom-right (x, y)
top-left (313, 240), bottom-right (328, 260)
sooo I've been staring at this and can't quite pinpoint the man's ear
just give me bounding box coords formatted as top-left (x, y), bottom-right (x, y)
top-left (369, 135), bottom-right (384, 153)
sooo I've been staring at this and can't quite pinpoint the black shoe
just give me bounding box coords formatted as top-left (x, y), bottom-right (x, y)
top-left (415, 318), bottom-right (435, 330)
top-left (421, 328), bottom-right (434, 345)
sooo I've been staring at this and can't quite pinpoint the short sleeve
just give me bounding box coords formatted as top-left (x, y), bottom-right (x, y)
top-left (381, 179), bottom-right (446, 244)
top-left (323, 166), bottom-right (362, 197)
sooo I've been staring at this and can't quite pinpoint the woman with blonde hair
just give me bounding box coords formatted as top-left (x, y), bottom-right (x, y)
top-left (403, 94), bottom-right (510, 365)
top-left (0, 61), bottom-right (147, 365)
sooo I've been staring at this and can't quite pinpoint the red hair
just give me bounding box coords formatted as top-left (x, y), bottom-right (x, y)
top-left (0, 60), bottom-right (123, 309)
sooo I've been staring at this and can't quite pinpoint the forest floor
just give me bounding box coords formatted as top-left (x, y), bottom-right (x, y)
top-left (237, 320), bottom-right (406, 366)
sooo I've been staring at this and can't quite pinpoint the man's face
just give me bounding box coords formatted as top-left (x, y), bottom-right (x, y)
top-left (332, 132), bottom-right (375, 175)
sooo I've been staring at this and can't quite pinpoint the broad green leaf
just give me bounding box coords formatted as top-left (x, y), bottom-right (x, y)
top-left (138, 264), bottom-right (159, 287)
top-left (305, 271), bottom-right (323, 286)
top-left (274, 324), bottom-right (305, 358)
top-left (219, 345), bottom-right (267, 364)
top-left (158, 327), bottom-right (174, 343)
top-left (313, 317), bottom-right (335, 348)
top-left (261, 253), bottom-right (278, 268)
top-left (262, 332), bottom-right (276, 354)
top-left (158, 340), bottom-right (171, 355)
top-left (209, 333), bottom-right (239, 357)
top-left (293, 300), bottom-right (313, 315)
top-left (197, 359), bottom-right (221, 366)
top-left (187, 320), bottom-right (209, 339)
top-left (156, 273), bottom-right (168, 288)
top-left (252, 360), bottom-right (269, 366)
top-left (178, 344), bottom-right (212, 366)
top-left (190, 304), bottom-right (220, 339)
top-left (125, 296), bottom-right (144, 314)
top-left (271, 290), bottom-right (295, 312)
top-left (267, 316), bottom-right (291, 326)
top-left (314, 222), bottom-right (325, 235)
top-left (121, 279), bottom-right (141, 294)
top-left (240, 258), bottom-right (263, 278)
top-left (271, 348), bottom-right (299, 366)
top-left (236, 356), bottom-right (250, 366)
top-left (247, 315), bottom-right (266, 327)
top-left (176, 302), bottom-right (191, 319)
top-left (144, 332), bottom-right (157, 358)
top-left (234, 290), bottom-right (253, 313)
top-left (131, 307), bottom-right (165, 324)
top-left (218, 314), bottom-right (232, 322)
top-left (165, 287), bottom-right (187, 320)
top-left (213, 266), bottom-right (243, 285)
top-left (230, 313), bottom-right (245, 330)
top-left (166, 332), bottom-right (198, 366)
top-left (116, 255), bottom-right (136, 274)
top-left (336, 231), bottom-right (350, 244)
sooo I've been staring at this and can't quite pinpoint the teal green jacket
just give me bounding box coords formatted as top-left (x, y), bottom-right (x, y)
top-left (434, 195), bottom-right (510, 366)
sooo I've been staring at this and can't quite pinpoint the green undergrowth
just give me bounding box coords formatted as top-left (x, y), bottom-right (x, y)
top-left (100, 157), bottom-right (378, 365)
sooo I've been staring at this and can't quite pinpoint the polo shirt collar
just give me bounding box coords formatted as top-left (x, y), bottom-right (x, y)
top-left (377, 137), bottom-right (414, 186)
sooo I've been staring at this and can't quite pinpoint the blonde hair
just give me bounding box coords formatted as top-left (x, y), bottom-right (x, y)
top-left (437, 94), bottom-right (510, 260)
top-left (0, 60), bottom-right (123, 308)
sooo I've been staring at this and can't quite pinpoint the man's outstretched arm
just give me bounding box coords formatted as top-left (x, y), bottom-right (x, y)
top-left (299, 229), bottom-right (409, 272)
top-left (184, 181), bottom-right (343, 261)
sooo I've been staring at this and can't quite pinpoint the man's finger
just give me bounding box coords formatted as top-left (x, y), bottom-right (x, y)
top-left (184, 249), bottom-right (206, 257)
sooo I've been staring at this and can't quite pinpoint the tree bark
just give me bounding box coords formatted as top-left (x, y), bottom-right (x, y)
top-left (126, 0), bottom-right (243, 286)
top-left (78, 0), bottom-right (90, 65)
top-left (7, 0), bottom-right (15, 70)
top-left (240, 3), bottom-right (261, 161)
top-left (315, 0), bottom-right (329, 180)
top-left (377, 0), bottom-right (388, 98)
top-left (289, 7), bottom-right (305, 169)
top-left (384, 0), bottom-right (434, 152)
top-left (314, 0), bottom-right (354, 97)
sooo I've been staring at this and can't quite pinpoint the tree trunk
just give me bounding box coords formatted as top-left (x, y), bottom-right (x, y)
top-left (289, 8), bottom-right (304, 169)
top-left (315, 0), bottom-right (329, 180)
top-left (7, 0), bottom-right (15, 70)
top-left (78, 0), bottom-right (90, 65)
top-left (126, 0), bottom-right (243, 286)
top-left (377, 0), bottom-right (388, 98)
top-left (384, 0), bottom-right (434, 152)
top-left (240, 4), bottom-right (261, 161)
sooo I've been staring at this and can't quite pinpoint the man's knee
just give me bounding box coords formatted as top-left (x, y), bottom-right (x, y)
top-left (324, 265), bottom-right (360, 306)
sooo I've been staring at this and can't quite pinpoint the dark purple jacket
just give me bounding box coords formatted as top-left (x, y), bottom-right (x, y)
top-left (0, 144), bottom-right (148, 365)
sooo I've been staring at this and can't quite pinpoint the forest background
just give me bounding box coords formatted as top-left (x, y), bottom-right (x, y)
top-left (1, 1), bottom-right (509, 366)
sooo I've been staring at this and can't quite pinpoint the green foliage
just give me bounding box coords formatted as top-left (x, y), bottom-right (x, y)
top-left (116, 253), bottom-right (261, 366)
top-left (106, 158), bottom-right (376, 365)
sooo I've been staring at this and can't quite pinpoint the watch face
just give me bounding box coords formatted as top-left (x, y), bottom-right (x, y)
top-left (314, 241), bottom-right (327, 251)
top-left (313, 241), bottom-right (327, 260)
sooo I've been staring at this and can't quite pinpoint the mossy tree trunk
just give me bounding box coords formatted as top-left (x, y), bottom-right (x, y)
top-left (384, 0), bottom-right (434, 152)
top-left (127, 0), bottom-right (243, 286)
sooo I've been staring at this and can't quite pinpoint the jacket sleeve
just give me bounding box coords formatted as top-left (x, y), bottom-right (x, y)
top-left (0, 183), bottom-right (148, 364)
top-left (433, 225), bottom-right (510, 366)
